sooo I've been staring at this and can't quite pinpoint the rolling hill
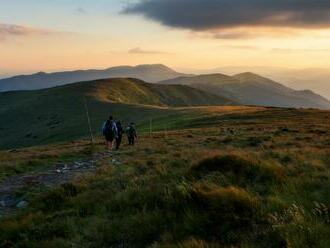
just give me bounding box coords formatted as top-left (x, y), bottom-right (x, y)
top-left (207, 66), bottom-right (330, 100)
top-left (0, 64), bottom-right (189, 92)
top-left (161, 72), bottom-right (330, 109)
top-left (0, 78), bottom-right (234, 149)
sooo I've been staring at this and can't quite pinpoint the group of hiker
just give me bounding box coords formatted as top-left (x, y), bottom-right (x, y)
top-left (102, 116), bottom-right (137, 150)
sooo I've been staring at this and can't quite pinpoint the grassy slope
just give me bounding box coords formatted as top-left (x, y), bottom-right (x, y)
top-left (0, 107), bottom-right (330, 247)
top-left (0, 78), bottom-right (234, 149)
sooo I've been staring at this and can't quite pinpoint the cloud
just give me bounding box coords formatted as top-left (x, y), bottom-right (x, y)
top-left (221, 45), bottom-right (260, 50)
top-left (0, 23), bottom-right (48, 36)
top-left (190, 27), bottom-right (302, 40)
top-left (123, 0), bottom-right (330, 30)
top-left (271, 48), bottom-right (330, 53)
top-left (128, 47), bottom-right (164, 54)
top-left (0, 23), bottom-right (70, 41)
top-left (76, 7), bottom-right (87, 14)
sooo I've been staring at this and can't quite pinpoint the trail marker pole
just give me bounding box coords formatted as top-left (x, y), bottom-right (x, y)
top-left (84, 97), bottom-right (94, 144)
top-left (165, 124), bottom-right (168, 139)
top-left (149, 118), bottom-right (153, 138)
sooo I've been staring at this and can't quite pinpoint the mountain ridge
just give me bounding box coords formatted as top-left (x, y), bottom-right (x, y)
top-left (0, 64), bottom-right (189, 92)
top-left (161, 73), bottom-right (330, 109)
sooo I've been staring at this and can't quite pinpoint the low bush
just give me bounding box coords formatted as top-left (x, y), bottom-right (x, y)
top-left (34, 183), bottom-right (81, 212)
top-left (190, 155), bottom-right (285, 189)
top-left (191, 184), bottom-right (260, 241)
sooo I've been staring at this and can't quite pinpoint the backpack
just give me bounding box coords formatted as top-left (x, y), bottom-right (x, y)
top-left (116, 122), bottom-right (123, 136)
top-left (126, 125), bottom-right (136, 137)
top-left (103, 120), bottom-right (115, 137)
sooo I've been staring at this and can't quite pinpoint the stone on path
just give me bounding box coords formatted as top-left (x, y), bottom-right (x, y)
top-left (0, 150), bottom-right (116, 217)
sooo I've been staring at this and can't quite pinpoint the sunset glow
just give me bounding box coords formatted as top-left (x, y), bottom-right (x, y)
top-left (2, 0), bottom-right (330, 76)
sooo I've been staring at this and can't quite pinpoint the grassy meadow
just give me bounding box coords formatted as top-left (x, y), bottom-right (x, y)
top-left (0, 78), bottom-right (233, 149)
top-left (0, 107), bottom-right (330, 247)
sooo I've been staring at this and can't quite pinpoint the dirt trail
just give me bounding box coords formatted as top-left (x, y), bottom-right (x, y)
top-left (0, 151), bottom-right (119, 217)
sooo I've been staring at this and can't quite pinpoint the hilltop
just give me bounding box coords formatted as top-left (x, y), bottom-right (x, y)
top-left (0, 64), bottom-right (189, 92)
top-left (0, 78), bottom-right (234, 149)
top-left (211, 66), bottom-right (330, 100)
top-left (2, 64), bottom-right (330, 109)
top-left (161, 72), bottom-right (330, 109)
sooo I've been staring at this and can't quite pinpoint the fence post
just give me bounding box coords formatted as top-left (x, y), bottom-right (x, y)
top-left (149, 118), bottom-right (153, 138)
top-left (164, 124), bottom-right (168, 139)
top-left (84, 97), bottom-right (94, 145)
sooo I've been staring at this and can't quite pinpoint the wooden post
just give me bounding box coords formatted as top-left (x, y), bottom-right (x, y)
top-left (149, 118), bottom-right (153, 138)
top-left (84, 97), bottom-right (94, 144)
top-left (164, 124), bottom-right (168, 139)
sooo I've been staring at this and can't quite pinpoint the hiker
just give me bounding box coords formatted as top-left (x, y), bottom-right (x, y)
top-left (126, 122), bottom-right (137, 146)
top-left (102, 116), bottom-right (118, 150)
top-left (115, 121), bottom-right (123, 150)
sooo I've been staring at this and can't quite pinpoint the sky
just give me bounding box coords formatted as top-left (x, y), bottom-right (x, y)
top-left (2, 0), bottom-right (330, 76)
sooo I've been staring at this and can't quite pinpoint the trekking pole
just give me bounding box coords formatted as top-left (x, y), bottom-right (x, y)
top-left (165, 124), bottom-right (168, 139)
top-left (84, 97), bottom-right (94, 145)
top-left (149, 118), bottom-right (153, 138)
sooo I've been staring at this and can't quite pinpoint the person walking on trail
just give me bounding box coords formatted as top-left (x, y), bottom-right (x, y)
top-left (115, 121), bottom-right (123, 150)
top-left (126, 122), bottom-right (138, 146)
top-left (102, 116), bottom-right (118, 150)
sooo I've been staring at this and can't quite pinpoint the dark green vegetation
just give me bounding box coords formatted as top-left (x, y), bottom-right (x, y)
top-left (0, 78), bottom-right (234, 149)
top-left (0, 107), bottom-right (330, 247)
top-left (161, 73), bottom-right (330, 109)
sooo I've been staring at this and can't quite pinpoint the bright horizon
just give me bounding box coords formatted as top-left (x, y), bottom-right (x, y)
top-left (2, 1), bottom-right (330, 76)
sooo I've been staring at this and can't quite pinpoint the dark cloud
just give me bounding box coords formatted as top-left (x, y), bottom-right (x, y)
top-left (128, 47), bottom-right (164, 54)
top-left (123, 0), bottom-right (330, 30)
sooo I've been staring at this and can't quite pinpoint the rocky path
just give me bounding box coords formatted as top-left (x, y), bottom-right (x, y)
top-left (0, 151), bottom-right (120, 217)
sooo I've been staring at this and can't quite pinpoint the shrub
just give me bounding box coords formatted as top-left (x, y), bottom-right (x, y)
top-left (191, 155), bottom-right (285, 188)
top-left (190, 184), bottom-right (260, 243)
top-left (35, 183), bottom-right (80, 212)
top-left (157, 238), bottom-right (222, 248)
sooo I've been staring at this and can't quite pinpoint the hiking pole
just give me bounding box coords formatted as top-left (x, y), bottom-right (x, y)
top-left (164, 124), bottom-right (168, 139)
top-left (149, 118), bottom-right (153, 138)
top-left (84, 97), bottom-right (94, 145)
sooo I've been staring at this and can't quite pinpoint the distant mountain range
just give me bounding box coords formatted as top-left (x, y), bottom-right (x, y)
top-left (0, 64), bottom-right (188, 92)
top-left (0, 78), bottom-right (233, 148)
top-left (161, 72), bottom-right (330, 109)
top-left (197, 66), bottom-right (330, 100)
top-left (1, 64), bottom-right (329, 109)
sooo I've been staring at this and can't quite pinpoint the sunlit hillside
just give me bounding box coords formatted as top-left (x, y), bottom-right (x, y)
top-left (1, 106), bottom-right (330, 247)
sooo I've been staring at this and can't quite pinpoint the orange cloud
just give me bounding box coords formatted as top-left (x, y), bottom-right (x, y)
top-left (0, 23), bottom-right (69, 41)
top-left (128, 47), bottom-right (165, 54)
